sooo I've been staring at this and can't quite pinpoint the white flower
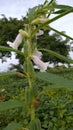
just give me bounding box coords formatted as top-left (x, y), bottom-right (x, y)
top-left (7, 33), bottom-right (22, 49)
top-left (36, 30), bottom-right (44, 37)
top-left (32, 55), bottom-right (49, 72)
top-left (33, 48), bottom-right (42, 59)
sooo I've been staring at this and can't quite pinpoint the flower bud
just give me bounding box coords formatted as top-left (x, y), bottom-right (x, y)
top-left (31, 17), bottom-right (48, 25)
top-left (31, 18), bottom-right (41, 25)
top-left (19, 29), bottom-right (29, 38)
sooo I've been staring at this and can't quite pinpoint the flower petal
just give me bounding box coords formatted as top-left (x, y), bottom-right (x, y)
top-left (32, 55), bottom-right (49, 72)
top-left (7, 33), bottom-right (22, 49)
top-left (36, 30), bottom-right (44, 37)
top-left (33, 48), bottom-right (42, 59)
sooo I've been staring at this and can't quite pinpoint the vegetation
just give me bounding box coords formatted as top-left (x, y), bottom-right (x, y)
top-left (0, 15), bottom-right (25, 58)
top-left (0, 0), bottom-right (73, 130)
top-left (0, 67), bottom-right (73, 130)
top-left (37, 29), bottom-right (70, 64)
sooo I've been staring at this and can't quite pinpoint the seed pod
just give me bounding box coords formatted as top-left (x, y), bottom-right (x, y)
top-left (24, 60), bottom-right (35, 79)
top-left (24, 43), bottom-right (28, 57)
top-left (25, 87), bottom-right (32, 107)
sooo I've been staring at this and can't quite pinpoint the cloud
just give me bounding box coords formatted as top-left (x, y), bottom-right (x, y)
top-left (0, 0), bottom-right (44, 19)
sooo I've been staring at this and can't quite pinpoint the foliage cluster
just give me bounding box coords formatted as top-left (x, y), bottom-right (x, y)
top-left (0, 81), bottom-right (73, 130)
top-left (0, 68), bottom-right (73, 130)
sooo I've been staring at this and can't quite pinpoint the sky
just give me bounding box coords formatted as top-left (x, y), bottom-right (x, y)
top-left (0, 0), bottom-right (73, 71)
top-left (0, 0), bottom-right (73, 37)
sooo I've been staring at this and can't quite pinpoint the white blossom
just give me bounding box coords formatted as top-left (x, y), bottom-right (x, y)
top-left (32, 55), bottom-right (49, 72)
top-left (36, 30), bottom-right (44, 37)
top-left (7, 33), bottom-right (22, 49)
top-left (33, 48), bottom-right (42, 59)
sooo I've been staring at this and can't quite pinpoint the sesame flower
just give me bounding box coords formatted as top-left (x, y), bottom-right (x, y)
top-left (36, 30), bottom-right (44, 37)
top-left (32, 55), bottom-right (49, 72)
top-left (33, 48), bottom-right (42, 59)
top-left (7, 33), bottom-right (22, 49)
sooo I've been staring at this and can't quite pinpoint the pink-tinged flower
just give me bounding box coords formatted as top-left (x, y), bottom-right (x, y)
top-left (32, 55), bottom-right (49, 72)
top-left (33, 48), bottom-right (42, 59)
top-left (7, 33), bottom-right (22, 49)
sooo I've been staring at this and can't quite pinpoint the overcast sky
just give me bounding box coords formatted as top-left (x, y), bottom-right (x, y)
top-left (0, 0), bottom-right (73, 37)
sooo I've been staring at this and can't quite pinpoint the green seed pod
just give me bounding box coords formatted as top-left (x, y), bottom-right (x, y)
top-left (27, 60), bottom-right (35, 79)
top-left (24, 60), bottom-right (35, 79)
top-left (24, 43), bottom-right (28, 58)
top-left (25, 87), bottom-right (32, 107)
top-left (24, 60), bottom-right (35, 80)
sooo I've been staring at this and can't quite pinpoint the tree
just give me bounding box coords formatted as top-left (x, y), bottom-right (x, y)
top-left (37, 29), bottom-right (70, 65)
top-left (0, 15), bottom-right (25, 58)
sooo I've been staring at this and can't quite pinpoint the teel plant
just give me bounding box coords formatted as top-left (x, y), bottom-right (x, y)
top-left (0, 0), bottom-right (73, 130)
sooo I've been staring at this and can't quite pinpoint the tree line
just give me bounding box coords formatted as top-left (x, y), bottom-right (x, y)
top-left (0, 15), bottom-right (71, 66)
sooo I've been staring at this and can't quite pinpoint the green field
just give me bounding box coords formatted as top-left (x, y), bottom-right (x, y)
top-left (0, 67), bottom-right (73, 130)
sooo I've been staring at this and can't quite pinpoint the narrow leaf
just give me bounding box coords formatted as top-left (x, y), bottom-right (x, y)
top-left (49, 26), bottom-right (73, 40)
top-left (0, 46), bottom-right (24, 56)
top-left (53, 4), bottom-right (73, 10)
top-left (39, 48), bottom-right (73, 64)
top-left (54, 9), bottom-right (65, 14)
top-left (48, 0), bottom-right (54, 6)
top-left (0, 72), bottom-right (26, 79)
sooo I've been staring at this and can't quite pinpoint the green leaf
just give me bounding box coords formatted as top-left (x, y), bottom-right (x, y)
top-left (0, 46), bottom-right (24, 56)
top-left (2, 122), bottom-right (22, 130)
top-left (54, 9), bottom-right (65, 14)
top-left (0, 100), bottom-right (24, 111)
top-left (45, 7), bottom-right (73, 24)
top-left (49, 26), bottom-right (73, 40)
top-left (27, 6), bottom-right (37, 22)
top-left (53, 4), bottom-right (73, 10)
top-left (39, 48), bottom-right (73, 64)
top-left (36, 72), bottom-right (73, 90)
top-left (48, 0), bottom-right (54, 6)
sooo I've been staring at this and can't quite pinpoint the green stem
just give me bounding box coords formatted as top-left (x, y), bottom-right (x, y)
top-left (28, 77), bottom-right (35, 120)
top-left (28, 77), bottom-right (32, 89)
top-left (31, 105), bottom-right (35, 120)
top-left (24, 25), bottom-right (36, 121)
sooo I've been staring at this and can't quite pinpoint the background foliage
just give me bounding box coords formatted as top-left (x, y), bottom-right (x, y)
top-left (0, 67), bottom-right (73, 130)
